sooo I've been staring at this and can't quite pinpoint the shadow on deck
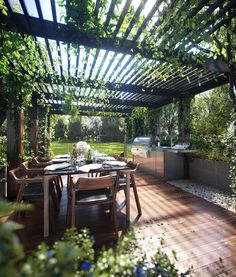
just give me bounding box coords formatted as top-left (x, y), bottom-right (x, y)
top-left (17, 172), bottom-right (236, 276)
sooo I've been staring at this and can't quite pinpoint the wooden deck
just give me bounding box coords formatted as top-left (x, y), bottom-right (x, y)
top-left (17, 172), bottom-right (236, 276)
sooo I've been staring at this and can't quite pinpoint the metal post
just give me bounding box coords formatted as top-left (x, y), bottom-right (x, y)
top-left (124, 121), bottom-right (128, 158)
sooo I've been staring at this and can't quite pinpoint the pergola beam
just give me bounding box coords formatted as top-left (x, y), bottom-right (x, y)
top-left (0, 12), bottom-right (207, 70)
top-left (48, 103), bottom-right (133, 114)
top-left (38, 75), bottom-right (186, 97)
top-left (43, 92), bottom-right (172, 108)
top-left (37, 73), bottom-right (228, 98)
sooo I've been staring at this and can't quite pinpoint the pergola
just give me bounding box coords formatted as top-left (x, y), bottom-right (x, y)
top-left (0, 0), bottom-right (235, 196)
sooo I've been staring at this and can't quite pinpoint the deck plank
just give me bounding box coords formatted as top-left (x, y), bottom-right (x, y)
top-left (17, 172), bottom-right (236, 276)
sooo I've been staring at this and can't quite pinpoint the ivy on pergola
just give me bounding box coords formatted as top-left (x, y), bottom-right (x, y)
top-left (0, 0), bottom-right (235, 116)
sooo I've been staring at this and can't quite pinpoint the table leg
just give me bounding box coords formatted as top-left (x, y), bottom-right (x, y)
top-left (43, 175), bottom-right (56, 237)
top-left (126, 171), bottom-right (130, 226)
top-left (43, 175), bottom-right (50, 237)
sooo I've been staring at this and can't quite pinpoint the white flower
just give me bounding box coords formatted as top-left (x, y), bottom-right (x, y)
top-left (75, 141), bottom-right (91, 154)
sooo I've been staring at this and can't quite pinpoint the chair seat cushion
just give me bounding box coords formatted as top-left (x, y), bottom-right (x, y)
top-left (117, 178), bottom-right (132, 190)
top-left (22, 183), bottom-right (44, 199)
top-left (75, 188), bottom-right (112, 205)
top-left (22, 182), bottom-right (54, 199)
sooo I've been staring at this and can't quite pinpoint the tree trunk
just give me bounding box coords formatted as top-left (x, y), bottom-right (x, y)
top-left (28, 96), bottom-right (39, 156)
top-left (178, 98), bottom-right (191, 144)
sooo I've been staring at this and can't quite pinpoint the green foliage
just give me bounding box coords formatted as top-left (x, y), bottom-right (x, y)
top-left (100, 117), bottom-right (124, 142)
top-left (191, 86), bottom-right (233, 137)
top-left (0, 30), bottom-right (46, 111)
top-left (54, 118), bottom-right (68, 140)
top-left (21, 228), bottom-right (94, 277)
top-left (0, 198), bottom-right (31, 277)
top-left (144, 109), bottom-right (161, 136)
top-left (223, 135), bottom-right (236, 196)
top-left (58, 0), bottom-right (108, 38)
top-left (0, 136), bottom-right (7, 168)
top-left (130, 106), bottom-right (176, 141)
top-left (190, 134), bottom-right (236, 197)
top-left (189, 134), bottom-right (230, 162)
top-left (0, 207), bottom-right (191, 277)
top-left (159, 103), bottom-right (178, 137)
top-left (82, 116), bottom-right (102, 140)
top-left (37, 107), bottom-right (52, 158)
top-left (67, 117), bottom-right (83, 140)
top-left (189, 86), bottom-right (235, 195)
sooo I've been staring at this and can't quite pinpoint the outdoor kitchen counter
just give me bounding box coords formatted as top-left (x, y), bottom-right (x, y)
top-left (133, 148), bottom-right (197, 180)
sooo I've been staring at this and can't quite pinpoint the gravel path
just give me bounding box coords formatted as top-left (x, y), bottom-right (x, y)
top-left (168, 179), bottom-right (236, 213)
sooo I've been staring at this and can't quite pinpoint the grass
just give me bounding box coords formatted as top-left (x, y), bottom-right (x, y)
top-left (51, 140), bottom-right (132, 157)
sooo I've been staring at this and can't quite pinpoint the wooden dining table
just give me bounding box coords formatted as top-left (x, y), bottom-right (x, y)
top-left (43, 162), bottom-right (131, 237)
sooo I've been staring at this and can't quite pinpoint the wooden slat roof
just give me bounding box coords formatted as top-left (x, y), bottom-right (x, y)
top-left (1, 0), bottom-right (234, 115)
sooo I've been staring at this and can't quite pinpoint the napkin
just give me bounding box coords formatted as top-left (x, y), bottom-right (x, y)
top-left (103, 161), bottom-right (126, 167)
top-left (78, 164), bottom-right (102, 173)
top-left (97, 156), bottom-right (115, 161)
top-left (52, 158), bottom-right (70, 163)
top-left (54, 154), bottom-right (70, 159)
top-left (45, 162), bottom-right (71, 171)
top-left (97, 153), bottom-right (107, 157)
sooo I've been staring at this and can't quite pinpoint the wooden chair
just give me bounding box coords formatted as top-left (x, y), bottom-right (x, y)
top-left (33, 157), bottom-right (52, 166)
top-left (22, 161), bottom-right (63, 197)
top-left (116, 161), bottom-right (142, 216)
top-left (9, 167), bottom-right (58, 231)
top-left (68, 175), bottom-right (117, 234)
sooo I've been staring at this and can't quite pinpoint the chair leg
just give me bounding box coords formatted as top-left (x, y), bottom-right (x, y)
top-left (113, 201), bottom-right (118, 235)
top-left (131, 175), bottom-right (142, 216)
top-left (49, 197), bottom-right (56, 234)
top-left (58, 175), bottom-right (63, 189)
top-left (71, 190), bottom-right (76, 226)
top-left (14, 183), bottom-right (25, 220)
top-left (55, 177), bottom-right (62, 198)
top-left (51, 185), bottom-right (60, 212)
top-left (66, 196), bottom-right (72, 227)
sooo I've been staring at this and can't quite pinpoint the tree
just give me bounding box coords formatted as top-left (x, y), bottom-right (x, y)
top-left (144, 108), bottom-right (161, 137)
top-left (67, 116), bottom-right (83, 140)
top-left (101, 117), bottom-right (123, 142)
top-left (191, 85), bottom-right (233, 136)
top-left (54, 118), bottom-right (68, 140)
top-left (131, 107), bottom-right (147, 138)
top-left (160, 103), bottom-right (178, 136)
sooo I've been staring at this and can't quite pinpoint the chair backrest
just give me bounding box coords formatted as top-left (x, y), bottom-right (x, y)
top-left (9, 167), bottom-right (26, 182)
top-left (74, 175), bottom-right (114, 191)
top-left (34, 156), bottom-right (51, 163)
top-left (127, 161), bottom-right (139, 172)
top-left (21, 161), bottom-right (35, 170)
top-left (32, 157), bottom-right (52, 168)
top-left (117, 161), bottom-right (140, 179)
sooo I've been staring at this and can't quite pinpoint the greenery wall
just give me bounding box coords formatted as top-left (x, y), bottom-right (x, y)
top-left (52, 115), bottom-right (125, 142)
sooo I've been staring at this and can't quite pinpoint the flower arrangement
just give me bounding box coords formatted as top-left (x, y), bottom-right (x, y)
top-left (75, 141), bottom-right (91, 155)
top-left (75, 141), bottom-right (91, 156)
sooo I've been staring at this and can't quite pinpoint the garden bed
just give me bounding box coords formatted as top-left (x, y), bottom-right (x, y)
top-left (164, 151), bottom-right (231, 193)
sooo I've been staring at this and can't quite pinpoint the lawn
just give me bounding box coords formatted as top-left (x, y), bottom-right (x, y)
top-left (51, 140), bottom-right (132, 157)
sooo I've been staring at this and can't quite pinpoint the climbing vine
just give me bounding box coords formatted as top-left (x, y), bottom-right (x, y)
top-left (0, 29), bottom-right (47, 110)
